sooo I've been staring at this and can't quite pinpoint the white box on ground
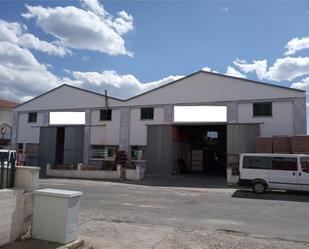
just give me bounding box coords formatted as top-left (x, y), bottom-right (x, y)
top-left (32, 188), bottom-right (83, 244)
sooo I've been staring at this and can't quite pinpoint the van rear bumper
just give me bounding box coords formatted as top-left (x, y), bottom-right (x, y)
top-left (238, 179), bottom-right (253, 187)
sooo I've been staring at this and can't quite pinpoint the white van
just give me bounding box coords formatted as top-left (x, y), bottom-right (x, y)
top-left (0, 150), bottom-right (17, 168)
top-left (239, 153), bottom-right (309, 194)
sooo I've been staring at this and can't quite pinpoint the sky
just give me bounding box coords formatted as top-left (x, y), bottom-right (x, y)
top-left (1, 0), bottom-right (309, 128)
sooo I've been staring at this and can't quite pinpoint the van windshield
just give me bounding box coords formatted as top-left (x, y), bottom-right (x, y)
top-left (0, 152), bottom-right (9, 162)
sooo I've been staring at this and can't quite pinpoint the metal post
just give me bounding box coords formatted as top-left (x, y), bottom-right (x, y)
top-left (0, 159), bottom-right (4, 189)
top-left (10, 159), bottom-right (15, 188)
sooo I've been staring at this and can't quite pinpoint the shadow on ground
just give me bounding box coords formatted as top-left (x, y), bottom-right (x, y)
top-left (232, 189), bottom-right (309, 203)
top-left (45, 174), bottom-right (229, 189)
top-left (1, 239), bottom-right (62, 249)
top-left (125, 174), bottom-right (229, 189)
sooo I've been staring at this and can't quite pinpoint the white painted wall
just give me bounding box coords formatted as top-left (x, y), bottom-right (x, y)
top-left (0, 189), bottom-right (24, 246)
top-left (238, 101), bottom-right (294, 137)
top-left (14, 72), bottom-right (305, 150)
top-left (90, 109), bottom-right (120, 145)
top-left (130, 107), bottom-right (164, 145)
top-left (0, 109), bottom-right (13, 126)
top-left (125, 72), bottom-right (305, 106)
top-left (17, 112), bottom-right (44, 144)
top-left (15, 85), bottom-right (123, 111)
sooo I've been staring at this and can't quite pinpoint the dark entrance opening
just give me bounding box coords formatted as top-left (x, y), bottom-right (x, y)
top-left (55, 127), bottom-right (65, 165)
top-left (173, 124), bottom-right (227, 177)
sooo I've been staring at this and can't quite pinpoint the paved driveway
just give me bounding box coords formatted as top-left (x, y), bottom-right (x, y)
top-left (39, 176), bottom-right (309, 248)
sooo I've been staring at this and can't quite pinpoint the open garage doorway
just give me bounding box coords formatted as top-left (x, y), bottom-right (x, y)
top-left (173, 125), bottom-right (227, 177)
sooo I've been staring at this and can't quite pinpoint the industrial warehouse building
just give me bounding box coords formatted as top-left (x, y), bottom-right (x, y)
top-left (12, 70), bottom-right (307, 176)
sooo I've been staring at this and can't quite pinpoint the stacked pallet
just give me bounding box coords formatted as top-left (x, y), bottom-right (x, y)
top-left (256, 135), bottom-right (309, 154)
top-left (291, 136), bottom-right (309, 154)
top-left (256, 137), bottom-right (273, 153)
top-left (272, 136), bottom-right (291, 153)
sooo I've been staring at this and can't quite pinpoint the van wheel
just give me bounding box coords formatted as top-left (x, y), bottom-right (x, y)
top-left (252, 181), bottom-right (266, 194)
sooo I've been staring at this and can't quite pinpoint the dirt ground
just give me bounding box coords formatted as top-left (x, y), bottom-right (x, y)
top-left (4, 176), bottom-right (309, 249)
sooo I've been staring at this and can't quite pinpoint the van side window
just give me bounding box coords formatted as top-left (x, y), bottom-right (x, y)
top-left (300, 157), bottom-right (309, 173)
top-left (272, 157), bottom-right (297, 171)
top-left (243, 156), bottom-right (271, 169)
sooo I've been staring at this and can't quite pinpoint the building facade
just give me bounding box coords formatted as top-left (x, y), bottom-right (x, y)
top-left (0, 99), bottom-right (19, 149)
top-left (13, 71), bottom-right (307, 175)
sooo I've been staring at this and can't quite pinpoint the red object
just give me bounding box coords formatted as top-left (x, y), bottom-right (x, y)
top-left (256, 137), bottom-right (273, 153)
top-left (291, 136), bottom-right (309, 154)
top-left (0, 99), bottom-right (19, 109)
top-left (272, 136), bottom-right (291, 153)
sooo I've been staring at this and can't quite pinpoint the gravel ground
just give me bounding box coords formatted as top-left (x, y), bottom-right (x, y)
top-left (79, 219), bottom-right (309, 249)
top-left (39, 177), bottom-right (309, 249)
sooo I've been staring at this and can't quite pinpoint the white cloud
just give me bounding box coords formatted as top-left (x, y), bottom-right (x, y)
top-left (0, 41), bottom-right (183, 101)
top-left (22, 2), bottom-right (134, 56)
top-left (285, 37), bottom-right (309, 55)
top-left (111, 11), bottom-right (134, 35)
top-left (201, 66), bottom-right (218, 73)
top-left (267, 57), bottom-right (309, 81)
top-left (0, 41), bottom-right (66, 101)
top-left (233, 57), bottom-right (309, 81)
top-left (81, 0), bottom-right (133, 35)
top-left (291, 77), bottom-right (309, 91)
top-left (81, 0), bottom-right (107, 17)
top-left (0, 19), bottom-right (68, 56)
top-left (225, 66), bottom-right (247, 78)
top-left (71, 70), bottom-right (184, 99)
top-left (233, 58), bottom-right (268, 80)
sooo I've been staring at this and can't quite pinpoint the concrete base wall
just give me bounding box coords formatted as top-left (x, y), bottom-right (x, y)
top-left (15, 166), bottom-right (40, 192)
top-left (46, 164), bottom-right (145, 181)
top-left (0, 166), bottom-right (40, 247)
top-left (0, 189), bottom-right (24, 247)
top-left (47, 168), bottom-right (120, 179)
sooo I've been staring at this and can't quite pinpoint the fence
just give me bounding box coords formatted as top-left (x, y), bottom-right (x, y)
top-left (0, 158), bottom-right (16, 189)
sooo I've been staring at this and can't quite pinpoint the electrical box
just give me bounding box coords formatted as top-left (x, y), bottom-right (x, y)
top-left (32, 188), bottom-right (83, 244)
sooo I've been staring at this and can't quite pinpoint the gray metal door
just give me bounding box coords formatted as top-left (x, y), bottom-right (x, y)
top-left (147, 125), bottom-right (173, 175)
top-left (63, 126), bottom-right (84, 167)
top-left (39, 127), bottom-right (57, 176)
top-left (227, 124), bottom-right (260, 166)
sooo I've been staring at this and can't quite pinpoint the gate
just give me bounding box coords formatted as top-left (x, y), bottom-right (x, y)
top-left (146, 125), bottom-right (173, 175)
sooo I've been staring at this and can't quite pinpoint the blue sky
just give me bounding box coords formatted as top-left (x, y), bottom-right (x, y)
top-left (1, 0), bottom-right (309, 128)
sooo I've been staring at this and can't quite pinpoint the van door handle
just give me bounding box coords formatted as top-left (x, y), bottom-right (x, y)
top-left (292, 172), bottom-right (296, 176)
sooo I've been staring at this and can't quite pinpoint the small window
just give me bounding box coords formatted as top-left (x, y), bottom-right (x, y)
top-left (131, 146), bottom-right (147, 160)
top-left (300, 157), bottom-right (309, 173)
top-left (207, 131), bottom-right (218, 139)
top-left (91, 145), bottom-right (118, 159)
top-left (28, 112), bottom-right (37, 123)
top-left (141, 107), bottom-right (154, 120)
top-left (243, 156), bottom-right (271, 169)
top-left (272, 157), bottom-right (297, 171)
top-left (0, 152), bottom-right (8, 161)
top-left (18, 143), bottom-right (24, 152)
top-left (100, 109), bottom-right (112, 121)
top-left (253, 102), bottom-right (272, 117)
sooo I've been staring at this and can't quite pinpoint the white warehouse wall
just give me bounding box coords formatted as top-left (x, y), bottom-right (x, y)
top-left (130, 107), bottom-right (164, 145)
top-left (17, 112), bottom-right (43, 143)
top-left (125, 72), bottom-right (305, 106)
top-left (238, 101), bottom-right (294, 137)
top-left (0, 109), bottom-right (13, 126)
top-left (90, 109), bottom-right (120, 145)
